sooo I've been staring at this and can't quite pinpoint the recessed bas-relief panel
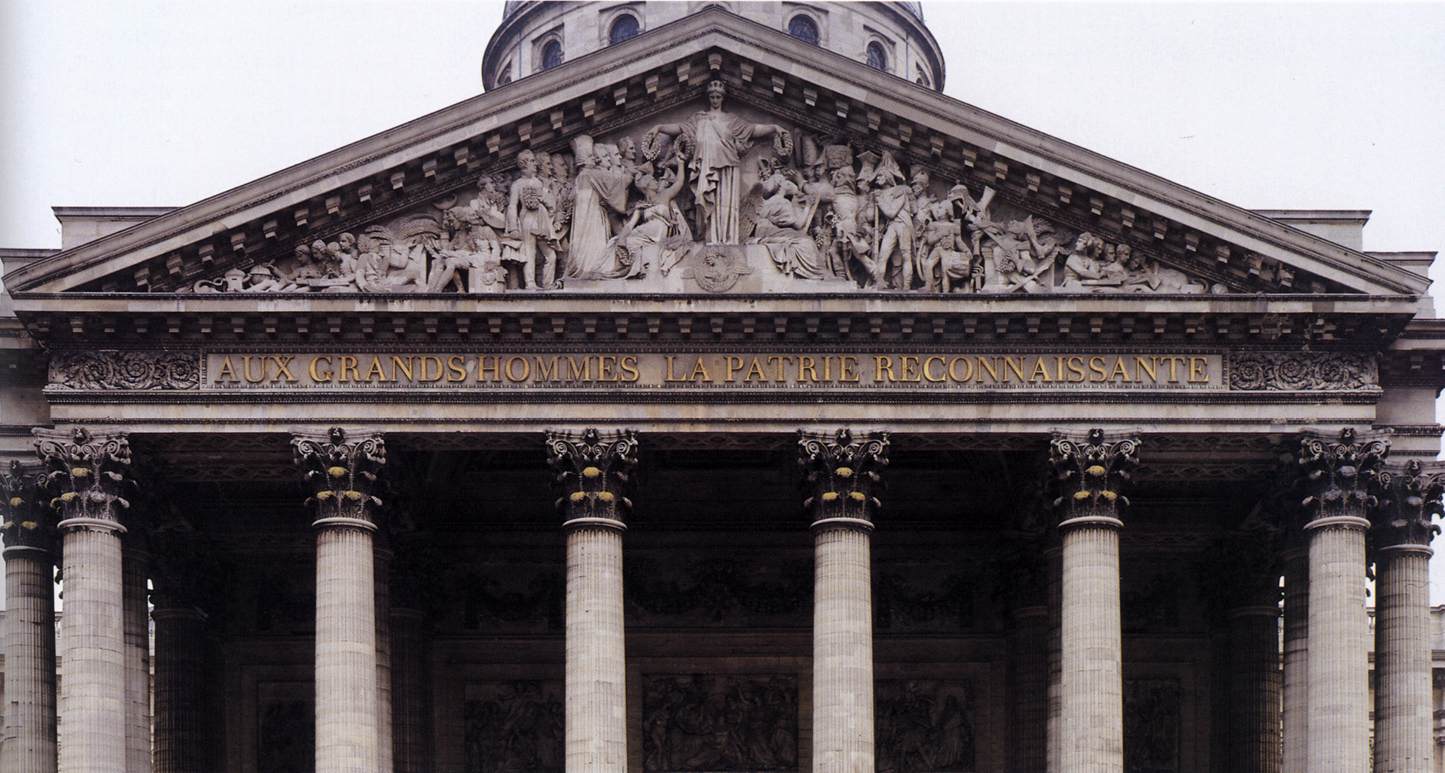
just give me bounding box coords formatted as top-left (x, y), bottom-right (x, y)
top-left (642, 673), bottom-right (800, 772)
top-left (464, 680), bottom-right (565, 773)
top-left (876, 679), bottom-right (977, 772)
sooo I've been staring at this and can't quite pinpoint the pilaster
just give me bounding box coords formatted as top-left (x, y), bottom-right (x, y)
top-left (799, 428), bottom-right (887, 773)
top-left (293, 426), bottom-right (387, 773)
top-left (0, 460), bottom-right (59, 773)
top-left (547, 428), bottom-right (639, 773)
top-left (1370, 459), bottom-right (1443, 773)
top-left (35, 427), bottom-right (133, 773)
top-left (1048, 428), bottom-right (1139, 773)
top-left (1297, 428), bottom-right (1388, 773)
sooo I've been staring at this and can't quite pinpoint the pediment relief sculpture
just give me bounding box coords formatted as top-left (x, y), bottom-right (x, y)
top-left (182, 82), bottom-right (1235, 298)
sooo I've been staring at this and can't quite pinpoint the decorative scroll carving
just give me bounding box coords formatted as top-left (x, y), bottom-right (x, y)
top-left (626, 555), bottom-right (808, 626)
top-left (1229, 352), bottom-right (1376, 391)
top-left (0, 461), bottom-right (57, 553)
top-left (1296, 428), bottom-right (1389, 524)
top-left (1123, 679), bottom-right (1181, 773)
top-left (464, 681), bottom-right (564, 773)
top-left (1049, 428), bottom-right (1140, 524)
top-left (798, 428), bottom-right (889, 525)
top-left (641, 674), bottom-right (798, 772)
top-left (876, 679), bottom-right (976, 773)
top-left (545, 428), bottom-right (639, 525)
top-left (1371, 459), bottom-right (1444, 549)
top-left (34, 427), bottom-right (133, 526)
top-left (50, 349), bottom-right (200, 391)
top-left (176, 89), bottom-right (1242, 297)
top-left (291, 427), bottom-right (387, 527)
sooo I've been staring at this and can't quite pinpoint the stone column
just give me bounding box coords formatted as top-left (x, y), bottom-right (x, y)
top-left (1, 461), bottom-right (59, 773)
top-left (151, 600), bottom-right (207, 773)
top-left (1046, 544), bottom-right (1062, 773)
top-left (35, 428), bottom-right (133, 773)
top-left (799, 429), bottom-right (888, 773)
top-left (1205, 527), bottom-right (1283, 773)
top-left (1370, 460), bottom-right (1443, 773)
top-left (546, 428), bottom-right (639, 773)
top-left (1280, 545), bottom-right (1308, 773)
top-left (1297, 428), bottom-right (1388, 773)
top-left (375, 544), bottom-right (394, 773)
top-left (122, 527), bottom-right (153, 773)
top-left (390, 607), bottom-right (430, 773)
top-left (293, 427), bottom-right (388, 773)
top-left (1048, 428), bottom-right (1139, 773)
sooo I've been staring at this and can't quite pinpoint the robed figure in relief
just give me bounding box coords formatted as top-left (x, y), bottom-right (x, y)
top-left (647, 80), bottom-right (789, 244)
top-left (566, 134), bottom-right (632, 279)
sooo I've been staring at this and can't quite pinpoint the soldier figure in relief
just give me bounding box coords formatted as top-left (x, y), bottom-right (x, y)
top-left (869, 152), bottom-right (916, 289)
top-left (647, 80), bottom-right (789, 244)
top-left (506, 149), bottom-right (559, 289)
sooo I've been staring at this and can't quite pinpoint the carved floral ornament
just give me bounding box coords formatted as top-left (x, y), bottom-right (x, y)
top-left (175, 81), bottom-right (1236, 298)
top-left (798, 428), bottom-right (889, 525)
top-left (1296, 428), bottom-right (1390, 523)
top-left (1048, 428), bottom-right (1140, 522)
top-left (545, 428), bottom-right (639, 524)
top-left (1370, 459), bottom-right (1445, 549)
top-left (33, 427), bottom-right (133, 526)
top-left (50, 350), bottom-right (199, 391)
top-left (291, 427), bottom-right (387, 527)
top-left (0, 460), bottom-right (57, 552)
top-left (1228, 352), bottom-right (1376, 392)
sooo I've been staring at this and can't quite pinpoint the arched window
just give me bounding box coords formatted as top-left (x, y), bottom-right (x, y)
top-left (914, 64), bottom-right (929, 88)
top-left (866, 41), bottom-right (888, 71)
top-left (609, 13), bottom-right (640, 44)
top-left (497, 61), bottom-right (513, 86)
top-left (787, 15), bottom-right (820, 45)
top-left (541, 39), bottom-right (564, 70)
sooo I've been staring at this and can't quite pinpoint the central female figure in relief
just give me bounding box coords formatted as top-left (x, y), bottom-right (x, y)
top-left (647, 80), bottom-right (790, 244)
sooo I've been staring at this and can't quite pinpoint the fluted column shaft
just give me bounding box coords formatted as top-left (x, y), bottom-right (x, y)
top-left (1009, 605), bottom-right (1049, 773)
top-left (2, 547), bottom-right (58, 773)
top-left (1374, 545), bottom-right (1434, 773)
top-left (390, 608), bottom-right (431, 773)
top-left (152, 606), bottom-right (207, 773)
top-left (375, 548), bottom-right (393, 773)
top-left (315, 523), bottom-right (380, 771)
top-left (1058, 517), bottom-right (1124, 773)
top-left (1046, 546), bottom-right (1063, 773)
top-left (123, 539), bottom-right (153, 773)
top-left (565, 521), bottom-right (628, 770)
top-left (1305, 517), bottom-right (1371, 773)
top-left (1280, 548), bottom-right (1308, 773)
top-left (1228, 606), bottom-right (1281, 773)
top-left (58, 521), bottom-right (129, 773)
top-left (812, 521), bottom-right (875, 772)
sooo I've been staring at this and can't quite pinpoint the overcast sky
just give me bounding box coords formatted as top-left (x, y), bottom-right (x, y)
top-left (2, 0), bottom-right (1445, 603)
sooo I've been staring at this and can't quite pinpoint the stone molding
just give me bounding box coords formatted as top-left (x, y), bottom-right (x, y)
top-left (33, 427), bottom-right (133, 529)
top-left (291, 427), bottom-right (387, 529)
top-left (1370, 459), bottom-right (1444, 550)
top-left (798, 428), bottom-right (889, 527)
top-left (545, 428), bottom-right (639, 528)
top-left (1048, 428), bottom-right (1140, 526)
top-left (1229, 351), bottom-right (1377, 391)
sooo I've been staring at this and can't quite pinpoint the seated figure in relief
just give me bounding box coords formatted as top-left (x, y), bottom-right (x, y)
top-left (977, 216), bottom-right (1060, 293)
top-left (750, 168), bottom-right (825, 280)
top-left (1117, 244), bottom-right (1214, 293)
top-left (610, 155), bottom-right (693, 278)
top-left (1057, 232), bottom-right (1128, 290)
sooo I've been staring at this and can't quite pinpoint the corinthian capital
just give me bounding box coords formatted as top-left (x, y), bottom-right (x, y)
top-left (292, 427), bottom-right (387, 529)
top-left (1370, 459), bottom-right (1443, 550)
top-left (546, 428), bottom-right (639, 527)
top-left (1, 460), bottom-right (58, 555)
top-left (1296, 428), bottom-right (1389, 524)
top-left (34, 427), bottom-right (132, 529)
top-left (798, 428), bottom-right (889, 528)
top-left (1048, 428), bottom-right (1140, 526)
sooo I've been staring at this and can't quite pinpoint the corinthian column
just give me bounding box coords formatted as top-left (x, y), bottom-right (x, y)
top-left (293, 427), bottom-right (387, 773)
top-left (1370, 459), bottom-right (1443, 773)
top-left (1048, 428), bottom-right (1139, 773)
top-left (35, 428), bottom-right (133, 773)
top-left (1297, 428), bottom-right (1388, 773)
top-left (1, 461), bottom-right (59, 773)
top-left (799, 429), bottom-right (888, 773)
top-left (546, 428), bottom-right (639, 773)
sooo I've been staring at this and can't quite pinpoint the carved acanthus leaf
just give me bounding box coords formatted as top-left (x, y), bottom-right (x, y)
top-left (0, 460), bottom-right (58, 553)
top-left (33, 427), bottom-right (133, 526)
top-left (545, 428), bottom-right (639, 523)
top-left (798, 428), bottom-right (889, 525)
top-left (1049, 428), bottom-right (1140, 522)
top-left (291, 427), bottom-right (387, 526)
top-left (1296, 428), bottom-right (1389, 523)
top-left (1371, 459), bottom-right (1444, 549)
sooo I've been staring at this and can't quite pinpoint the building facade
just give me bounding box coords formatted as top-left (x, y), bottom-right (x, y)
top-left (1, 3), bottom-right (1443, 772)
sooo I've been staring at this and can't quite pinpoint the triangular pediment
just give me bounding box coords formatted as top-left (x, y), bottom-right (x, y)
top-left (4, 7), bottom-right (1427, 300)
